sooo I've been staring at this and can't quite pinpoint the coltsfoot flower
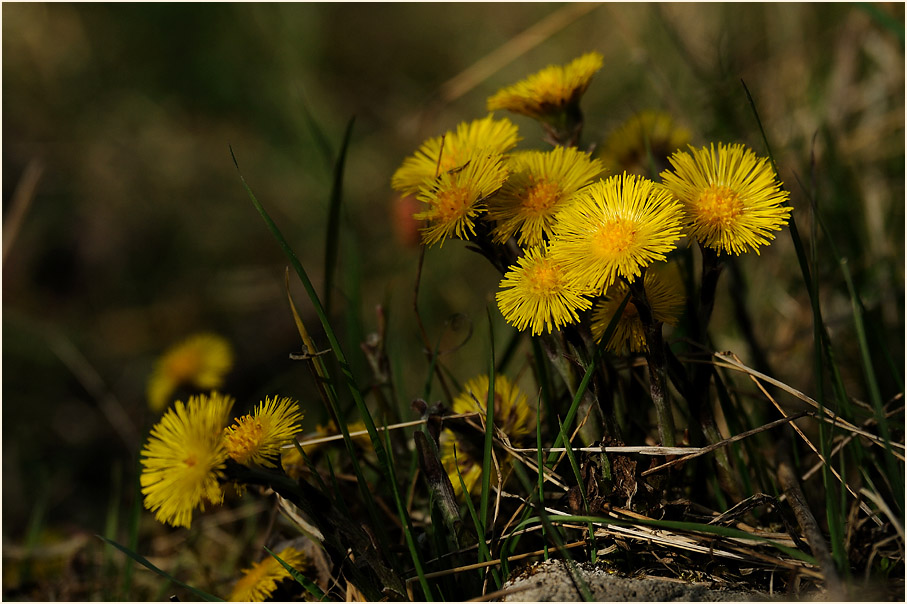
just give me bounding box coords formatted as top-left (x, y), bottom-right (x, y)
top-left (146, 333), bottom-right (233, 413)
top-left (228, 547), bottom-right (307, 602)
top-left (224, 396), bottom-right (303, 468)
top-left (487, 146), bottom-right (605, 247)
top-left (391, 115), bottom-right (520, 196)
top-left (496, 245), bottom-right (592, 336)
top-left (487, 51), bottom-right (604, 121)
top-left (140, 392), bottom-right (234, 528)
top-left (549, 173), bottom-right (684, 294)
top-left (599, 110), bottom-right (691, 176)
top-left (660, 142), bottom-right (792, 255)
top-left (414, 151), bottom-right (509, 246)
top-left (441, 374), bottom-right (533, 496)
top-left (590, 262), bottom-right (686, 354)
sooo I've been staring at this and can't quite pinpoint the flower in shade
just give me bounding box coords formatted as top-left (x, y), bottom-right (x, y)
top-left (414, 151), bottom-right (509, 246)
top-left (549, 173), bottom-right (684, 295)
top-left (487, 52), bottom-right (604, 121)
top-left (590, 262), bottom-right (686, 354)
top-left (441, 374), bottom-right (533, 496)
top-left (496, 245), bottom-right (592, 336)
top-left (391, 115), bottom-right (520, 196)
top-left (147, 333), bottom-right (233, 413)
top-left (659, 143), bottom-right (792, 255)
top-left (224, 396), bottom-right (303, 468)
top-left (140, 392), bottom-right (234, 528)
top-left (599, 110), bottom-right (691, 176)
top-left (487, 146), bottom-right (605, 247)
top-left (228, 547), bottom-right (307, 602)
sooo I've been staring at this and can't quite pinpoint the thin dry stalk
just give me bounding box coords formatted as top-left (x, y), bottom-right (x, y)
top-left (3, 158), bottom-right (43, 264)
top-left (641, 412), bottom-right (808, 477)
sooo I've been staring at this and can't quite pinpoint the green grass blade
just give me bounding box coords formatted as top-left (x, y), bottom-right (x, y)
top-left (841, 259), bottom-right (904, 510)
top-left (858, 2), bottom-right (905, 43)
top-left (480, 308), bottom-right (496, 531)
top-left (264, 546), bottom-right (328, 601)
top-left (382, 426), bottom-right (435, 601)
top-left (546, 292), bottom-right (630, 466)
top-left (453, 446), bottom-right (502, 589)
top-left (231, 147), bottom-right (396, 556)
top-left (297, 92), bottom-right (335, 174)
top-left (96, 536), bottom-right (224, 602)
top-left (557, 416), bottom-right (597, 563)
top-left (323, 116), bottom-right (355, 316)
top-left (102, 461), bottom-right (121, 601)
top-left (536, 396), bottom-right (549, 562)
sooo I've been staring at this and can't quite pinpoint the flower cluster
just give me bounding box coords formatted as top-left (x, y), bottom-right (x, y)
top-left (139, 389), bottom-right (303, 528)
top-left (392, 52), bottom-right (792, 352)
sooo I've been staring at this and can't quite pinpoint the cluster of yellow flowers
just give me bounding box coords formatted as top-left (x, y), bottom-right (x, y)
top-left (392, 51), bottom-right (792, 353)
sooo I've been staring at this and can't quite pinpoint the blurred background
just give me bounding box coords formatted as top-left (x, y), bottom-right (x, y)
top-left (3, 3), bottom-right (904, 599)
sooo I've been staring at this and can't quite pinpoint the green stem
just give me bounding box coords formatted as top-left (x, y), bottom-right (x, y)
top-left (628, 277), bottom-right (675, 447)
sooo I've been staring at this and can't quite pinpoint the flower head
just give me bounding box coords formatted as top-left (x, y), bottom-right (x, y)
top-left (224, 396), bottom-right (303, 468)
top-left (660, 143), bottom-right (792, 255)
top-left (549, 173), bottom-right (684, 294)
top-left (599, 110), bottom-right (691, 176)
top-left (391, 115), bottom-right (520, 196)
top-left (442, 374), bottom-right (533, 496)
top-left (228, 547), bottom-right (307, 602)
top-left (487, 52), bottom-right (604, 120)
top-left (487, 146), bottom-right (605, 247)
top-left (147, 333), bottom-right (233, 413)
top-left (140, 392), bottom-right (234, 528)
top-left (415, 151), bottom-right (509, 246)
top-left (591, 262), bottom-right (686, 354)
top-left (496, 246), bottom-right (592, 336)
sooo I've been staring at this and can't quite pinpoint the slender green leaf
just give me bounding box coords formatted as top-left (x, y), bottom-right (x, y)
top-left (480, 309), bottom-right (496, 532)
top-left (557, 416), bottom-right (597, 563)
top-left (324, 117), bottom-right (355, 315)
top-left (97, 536), bottom-right (224, 602)
top-left (453, 445), bottom-right (501, 589)
top-left (264, 546), bottom-right (328, 601)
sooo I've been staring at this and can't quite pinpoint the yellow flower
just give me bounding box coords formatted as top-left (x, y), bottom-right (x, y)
top-left (487, 52), bottom-right (604, 120)
top-left (487, 146), bottom-right (605, 247)
top-left (224, 396), bottom-right (303, 468)
top-left (228, 547), bottom-right (307, 602)
top-left (391, 115), bottom-right (520, 196)
top-left (591, 262), bottom-right (686, 354)
top-left (599, 110), bottom-right (691, 176)
top-left (496, 246), bottom-right (592, 336)
top-left (549, 173), bottom-right (684, 295)
top-left (147, 333), bottom-right (233, 413)
top-left (140, 392), bottom-right (234, 528)
top-left (415, 151), bottom-right (509, 246)
top-left (442, 374), bottom-right (532, 496)
top-left (660, 143), bottom-right (792, 255)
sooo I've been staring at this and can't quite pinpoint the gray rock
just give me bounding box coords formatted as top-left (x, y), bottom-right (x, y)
top-left (500, 559), bottom-right (770, 601)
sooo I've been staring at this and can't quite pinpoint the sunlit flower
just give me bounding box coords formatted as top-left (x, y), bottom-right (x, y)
top-left (147, 333), bottom-right (233, 413)
top-left (224, 396), bottom-right (303, 468)
top-left (487, 52), bottom-right (604, 120)
top-left (599, 110), bottom-right (691, 176)
top-left (590, 262), bottom-right (686, 354)
top-left (391, 115), bottom-right (520, 196)
top-left (415, 151), bottom-right (509, 246)
top-left (140, 392), bottom-right (234, 528)
top-left (487, 146), bottom-right (605, 246)
top-left (496, 246), bottom-right (592, 336)
top-left (549, 173), bottom-right (684, 294)
top-left (228, 547), bottom-right (307, 602)
top-left (660, 143), bottom-right (792, 255)
top-left (441, 374), bottom-right (533, 496)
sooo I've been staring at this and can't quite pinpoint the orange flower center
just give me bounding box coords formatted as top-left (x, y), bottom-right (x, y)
top-left (434, 186), bottom-right (472, 222)
top-left (524, 180), bottom-right (560, 215)
top-left (593, 219), bottom-right (637, 258)
top-left (526, 259), bottom-right (561, 296)
top-left (696, 185), bottom-right (743, 228)
top-left (224, 416), bottom-right (265, 464)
